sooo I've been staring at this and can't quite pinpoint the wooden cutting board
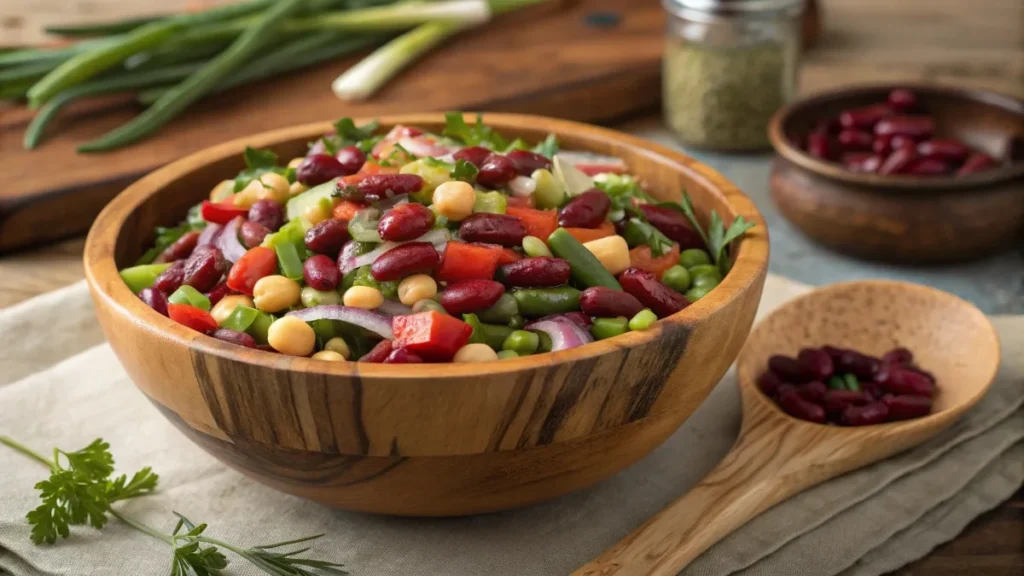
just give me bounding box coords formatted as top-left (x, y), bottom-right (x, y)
top-left (0, 0), bottom-right (664, 253)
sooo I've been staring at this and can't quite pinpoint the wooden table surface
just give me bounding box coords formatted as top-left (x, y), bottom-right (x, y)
top-left (0, 0), bottom-right (1021, 574)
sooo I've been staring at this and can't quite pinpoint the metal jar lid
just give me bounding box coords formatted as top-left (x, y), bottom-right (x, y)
top-left (663, 0), bottom-right (804, 18)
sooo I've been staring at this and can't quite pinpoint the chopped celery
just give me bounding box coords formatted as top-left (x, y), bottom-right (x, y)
top-left (246, 310), bottom-right (275, 344)
top-left (275, 242), bottom-right (305, 280)
top-left (351, 265), bottom-right (398, 298)
top-left (473, 190), bottom-right (506, 214)
top-left (401, 158), bottom-right (452, 204)
top-left (119, 262), bottom-right (171, 293)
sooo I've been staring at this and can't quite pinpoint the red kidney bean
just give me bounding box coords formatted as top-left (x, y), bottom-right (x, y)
top-left (304, 254), bottom-right (341, 290)
top-left (883, 394), bottom-right (933, 420)
top-left (438, 280), bottom-right (505, 314)
top-left (183, 246), bottom-right (227, 293)
top-left (561, 311), bottom-right (593, 329)
top-left (459, 213), bottom-right (528, 247)
top-left (917, 139), bottom-right (969, 163)
top-left (957, 152), bottom-right (998, 175)
top-left (506, 149), bottom-right (552, 175)
top-left (384, 346), bottom-right (424, 364)
top-left (378, 203), bottom-right (435, 242)
top-left (883, 368), bottom-right (934, 397)
top-left (155, 231), bottom-right (200, 263)
top-left (256, 344), bottom-right (278, 353)
top-left (371, 242), bottom-right (439, 281)
top-left (335, 145), bottom-right (366, 175)
top-left (758, 371), bottom-right (784, 396)
top-left (248, 199), bottom-right (284, 232)
top-left (839, 104), bottom-right (892, 130)
top-left (240, 220), bottom-right (271, 248)
top-left (206, 281), bottom-right (231, 306)
top-left (872, 134), bottom-right (894, 155)
top-left (904, 365), bottom-right (936, 384)
top-left (360, 339), bottom-right (394, 362)
top-left (806, 131), bottom-right (836, 160)
top-left (208, 328), bottom-right (256, 348)
top-left (878, 141), bottom-right (918, 175)
top-left (842, 402), bottom-right (890, 426)
top-left (558, 189), bottom-right (611, 228)
top-left (779, 390), bottom-right (826, 423)
top-left (768, 355), bottom-right (810, 383)
top-left (297, 154), bottom-right (348, 186)
top-left (836, 350), bottom-right (881, 379)
top-left (500, 257), bottom-right (571, 287)
top-left (815, 117), bottom-right (841, 135)
top-left (887, 89), bottom-right (918, 112)
top-left (822, 345), bottom-right (849, 360)
top-left (798, 348), bottom-right (834, 380)
top-left (843, 153), bottom-right (882, 173)
top-left (861, 381), bottom-right (884, 400)
top-left (342, 174), bottom-right (424, 202)
top-left (874, 116), bottom-right (935, 139)
top-left (882, 347), bottom-right (914, 366)
top-left (906, 158), bottom-right (950, 176)
top-left (138, 287), bottom-right (168, 316)
top-left (824, 389), bottom-right (870, 415)
top-left (453, 146), bottom-right (491, 167)
top-left (579, 286), bottom-right (644, 318)
top-left (476, 154), bottom-right (518, 188)
top-left (799, 381), bottom-right (828, 404)
top-left (638, 204), bottom-right (705, 250)
top-left (618, 268), bottom-right (690, 318)
top-left (304, 218), bottom-right (349, 257)
top-left (153, 260), bottom-right (186, 294)
top-left (837, 129), bottom-right (873, 151)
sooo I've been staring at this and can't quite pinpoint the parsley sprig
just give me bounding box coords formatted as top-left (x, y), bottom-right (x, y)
top-left (1, 436), bottom-right (348, 576)
top-left (677, 192), bottom-right (755, 265)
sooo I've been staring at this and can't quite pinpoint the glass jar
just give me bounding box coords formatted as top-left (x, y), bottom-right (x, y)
top-left (662, 0), bottom-right (803, 151)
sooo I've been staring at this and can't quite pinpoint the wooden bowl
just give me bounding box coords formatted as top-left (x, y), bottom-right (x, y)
top-left (83, 114), bottom-right (769, 516)
top-left (768, 84), bottom-right (1024, 263)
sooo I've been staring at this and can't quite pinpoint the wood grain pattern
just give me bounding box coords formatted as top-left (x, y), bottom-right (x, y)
top-left (768, 84), bottom-right (1024, 263)
top-left (82, 113), bottom-right (770, 515)
top-left (576, 280), bottom-right (1001, 575)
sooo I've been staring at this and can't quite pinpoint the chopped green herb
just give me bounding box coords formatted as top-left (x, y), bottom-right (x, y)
top-left (232, 146), bottom-right (282, 192)
top-left (532, 134), bottom-right (559, 158)
top-left (451, 159), bottom-right (478, 183)
top-left (442, 111), bottom-right (508, 150)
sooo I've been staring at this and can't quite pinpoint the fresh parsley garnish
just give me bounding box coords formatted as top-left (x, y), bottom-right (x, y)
top-left (677, 192), bottom-right (755, 265)
top-left (442, 112), bottom-right (509, 150)
top-left (451, 159), bottom-right (478, 183)
top-left (621, 218), bottom-right (674, 257)
top-left (233, 146), bottom-right (284, 192)
top-left (313, 118), bottom-right (382, 156)
top-left (532, 134), bottom-right (559, 158)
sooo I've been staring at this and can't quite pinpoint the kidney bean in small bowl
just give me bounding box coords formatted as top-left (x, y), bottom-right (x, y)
top-left (768, 84), bottom-right (1024, 263)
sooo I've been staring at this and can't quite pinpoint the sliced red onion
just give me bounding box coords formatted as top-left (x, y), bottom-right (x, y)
top-left (215, 217), bottom-right (246, 263)
top-left (557, 151), bottom-right (628, 176)
top-left (287, 305), bottom-right (393, 340)
top-left (371, 125), bottom-right (423, 156)
top-left (508, 175), bottom-right (536, 198)
top-left (377, 299), bottom-right (413, 316)
top-left (196, 222), bottom-right (223, 247)
top-left (525, 317), bottom-right (593, 352)
top-left (398, 136), bottom-right (457, 159)
top-left (537, 312), bottom-right (591, 330)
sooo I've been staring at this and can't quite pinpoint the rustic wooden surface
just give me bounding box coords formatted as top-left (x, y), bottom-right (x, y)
top-left (0, 0), bottom-right (1021, 571)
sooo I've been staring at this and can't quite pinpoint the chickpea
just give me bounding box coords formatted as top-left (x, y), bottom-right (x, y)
top-left (210, 294), bottom-right (254, 324)
top-left (431, 180), bottom-right (476, 221)
top-left (289, 181), bottom-right (308, 197)
top-left (232, 180), bottom-right (262, 208)
top-left (323, 337), bottom-right (351, 359)
top-left (255, 172), bottom-right (291, 205)
top-left (397, 274), bottom-right (438, 306)
top-left (267, 316), bottom-right (315, 357)
top-left (303, 203), bottom-right (330, 225)
top-left (209, 179), bottom-right (235, 202)
top-left (311, 350), bottom-right (346, 362)
top-left (252, 275), bottom-right (301, 313)
top-left (287, 157), bottom-right (305, 170)
top-left (453, 343), bottom-right (499, 363)
top-left (343, 286), bottom-right (384, 309)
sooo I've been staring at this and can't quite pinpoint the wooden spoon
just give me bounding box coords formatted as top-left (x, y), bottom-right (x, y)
top-left (574, 280), bottom-right (1000, 576)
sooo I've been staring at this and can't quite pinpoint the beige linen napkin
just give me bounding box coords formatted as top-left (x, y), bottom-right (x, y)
top-left (1, 276), bottom-right (1021, 576)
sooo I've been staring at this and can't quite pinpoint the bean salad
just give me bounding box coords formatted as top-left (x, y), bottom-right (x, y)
top-left (121, 113), bottom-right (754, 363)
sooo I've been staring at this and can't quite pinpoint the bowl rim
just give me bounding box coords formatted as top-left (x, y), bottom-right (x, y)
top-left (768, 83), bottom-right (1024, 191)
top-left (84, 112), bottom-right (769, 379)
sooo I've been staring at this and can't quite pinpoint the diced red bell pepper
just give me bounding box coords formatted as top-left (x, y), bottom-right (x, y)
top-left (506, 196), bottom-right (535, 209)
top-left (392, 311), bottom-right (473, 361)
top-left (168, 303), bottom-right (219, 333)
top-left (629, 243), bottom-right (680, 279)
top-left (200, 200), bottom-right (249, 225)
top-left (497, 247), bottom-right (521, 266)
top-left (506, 206), bottom-right (558, 241)
top-left (565, 221), bottom-right (615, 244)
top-left (227, 246), bottom-right (277, 295)
top-left (332, 199), bottom-right (364, 221)
top-left (360, 340), bottom-right (394, 363)
top-left (436, 241), bottom-right (502, 283)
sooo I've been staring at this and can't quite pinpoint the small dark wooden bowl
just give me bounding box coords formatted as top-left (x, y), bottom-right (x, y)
top-left (768, 84), bottom-right (1024, 263)
top-left (83, 114), bottom-right (769, 516)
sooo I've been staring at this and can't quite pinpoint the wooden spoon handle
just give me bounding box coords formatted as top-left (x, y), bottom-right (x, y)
top-left (573, 413), bottom-right (830, 576)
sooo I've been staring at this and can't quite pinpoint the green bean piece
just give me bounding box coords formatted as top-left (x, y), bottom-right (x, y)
top-left (473, 191), bottom-right (507, 214)
top-left (843, 373), bottom-right (861, 391)
top-left (547, 227), bottom-right (622, 290)
top-left (628, 309), bottom-right (658, 331)
top-left (412, 298), bottom-right (449, 315)
top-left (531, 168), bottom-right (565, 209)
top-left (301, 287), bottom-right (342, 308)
top-left (507, 314), bottom-right (526, 329)
top-left (275, 242), bottom-right (305, 280)
top-left (28, 20), bottom-right (184, 108)
top-left (221, 305), bottom-right (259, 332)
top-left (590, 317), bottom-right (629, 340)
top-left (826, 376), bottom-right (846, 391)
top-left (522, 235), bottom-right (552, 258)
top-left (78, 0), bottom-right (306, 152)
top-left (679, 248), bottom-right (712, 268)
top-left (463, 313), bottom-right (487, 345)
top-left (168, 285), bottom-right (211, 311)
top-left (119, 262), bottom-right (171, 293)
top-left (497, 350), bottom-right (520, 360)
top-left (513, 287), bottom-right (582, 317)
top-left (661, 265), bottom-right (692, 293)
top-left (246, 310), bottom-right (275, 344)
top-left (685, 285), bottom-right (712, 302)
top-left (502, 330), bottom-right (539, 355)
top-left (535, 330), bottom-right (553, 352)
top-left (478, 293), bottom-right (519, 324)
top-left (463, 314), bottom-right (514, 350)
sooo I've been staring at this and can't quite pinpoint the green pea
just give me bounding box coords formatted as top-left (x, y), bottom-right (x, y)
top-left (535, 330), bottom-right (553, 352)
top-left (522, 235), bottom-right (552, 258)
top-left (679, 248), bottom-right (711, 268)
top-left (843, 373), bottom-right (861, 391)
top-left (502, 330), bottom-right (540, 354)
top-left (531, 168), bottom-right (566, 209)
top-left (691, 274), bottom-right (720, 289)
top-left (685, 285), bottom-right (712, 301)
top-left (508, 314), bottom-right (526, 329)
top-left (687, 264), bottom-right (722, 280)
top-left (300, 287), bottom-right (341, 308)
top-left (497, 350), bottom-right (520, 360)
top-left (661, 265), bottom-right (692, 293)
top-left (412, 299), bottom-right (448, 315)
top-left (827, 376), bottom-right (846, 390)
top-left (590, 317), bottom-right (629, 340)
top-left (628, 309), bottom-right (658, 331)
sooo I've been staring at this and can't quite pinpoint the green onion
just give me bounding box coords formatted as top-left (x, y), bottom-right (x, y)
top-left (289, 0), bottom-right (492, 32)
top-left (168, 286), bottom-right (211, 311)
